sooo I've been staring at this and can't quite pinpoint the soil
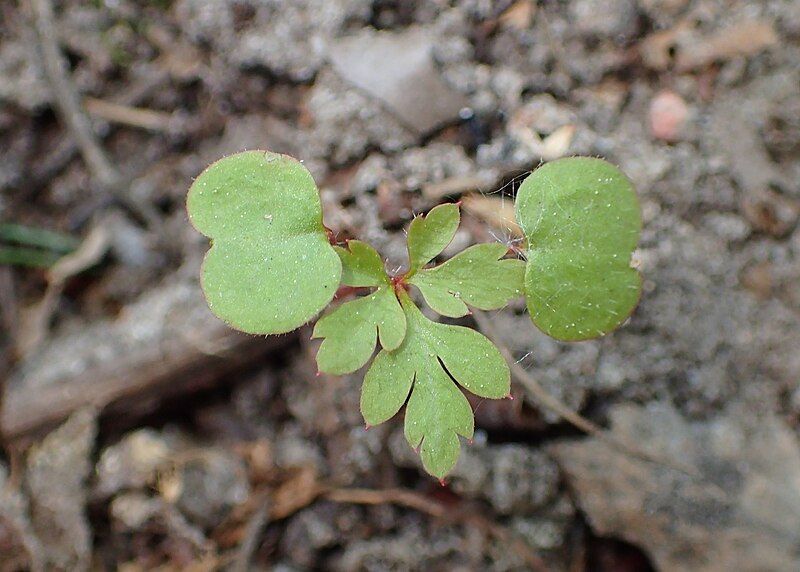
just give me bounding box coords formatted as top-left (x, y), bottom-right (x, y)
top-left (1, 0), bottom-right (798, 570)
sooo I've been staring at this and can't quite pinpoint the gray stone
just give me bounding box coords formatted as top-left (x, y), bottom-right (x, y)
top-left (328, 26), bottom-right (470, 135)
top-left (25, 408), bottom-right (97, 571)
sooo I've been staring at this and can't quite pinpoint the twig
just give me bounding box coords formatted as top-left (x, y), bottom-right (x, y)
top-left (31, 68), bottom-right (171, 186)
top-left (29, 0), bottom-right (159, 227)
top-left (84, 97), bottom-right (177, 133)
top-left (232, 494), bottom-right (270, 572)
top-left (325, 487), bottom-right (549, 571)
top-left (16, 224), bottom-right (110, 356)
top-left (472, 310), bottom-right (699, 476)
top-left (325, 487), bottom-right (445, 518)
top-left (422, 174), bottom-right (493, 201)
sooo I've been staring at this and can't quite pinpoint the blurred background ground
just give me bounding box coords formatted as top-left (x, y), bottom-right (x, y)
top-left (1, 0), bottom-right (799, 570)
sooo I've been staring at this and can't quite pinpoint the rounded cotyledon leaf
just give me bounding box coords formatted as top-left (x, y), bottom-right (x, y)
top-left (187, 150), bottom-right (341, 334)
top-left (515, 157), bottom-right (642, 341)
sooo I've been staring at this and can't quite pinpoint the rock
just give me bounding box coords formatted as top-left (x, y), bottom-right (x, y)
top-left (96, 428), bottom-right (178, 497)
top-left (328, 26), bottom-right (470, 135)
top-left (390, 429), bottom-right (560, 515)
top-left (159, 449), bottom-right (249, 529)
top-left (273, 428), bottom-right (327, 473)
top-left (25, 408), bottom-right (97, 571)
top-left (174, 0), bottom-right (236, 50)
top-left (707, 72), bottom-right (796, 195)
top-left (110, 492), bottom-right (163, 530)
top-left (509, 494), bottom-right (575, 551)
top-left (649, 90), bottom-right (688, 142)
top-left (551, 404), bottom-right (800, 571)
top-left (701, 212), bottom-right (751, 243)
top-left (306, 70), bottom-right (416, 165)
top-left (282, 504), bottom-right (347, 568)
top-left (230, 0), bottom-right (370, 81)
top-left (332, 526), bottom-right (473, 571)
top-left (570, 0), bottom-right (639, 39)
top-left (0, 463), bottom-right (44, 571)
top-left (450, 444), bottom-right (561, 515)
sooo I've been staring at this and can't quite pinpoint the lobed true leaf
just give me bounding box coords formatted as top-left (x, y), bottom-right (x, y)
top-left (409, 243), bottom-right (525, 318)
top-left (405, 203), bottom-right (460, 276)
top-left (361, 290), bottom-right (510, 478)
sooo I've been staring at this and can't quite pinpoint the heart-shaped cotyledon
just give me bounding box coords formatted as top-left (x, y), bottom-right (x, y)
top-left (515, 157), bottom-right (642, 341)
top-left (187, 150), bottom-right (341, 334)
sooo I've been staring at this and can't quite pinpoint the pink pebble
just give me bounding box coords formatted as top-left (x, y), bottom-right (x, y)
top-left (649, 90), bottom-right (688, 142)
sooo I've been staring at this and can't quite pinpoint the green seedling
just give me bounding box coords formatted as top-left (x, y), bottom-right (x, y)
top-left (0, 222), bottom-right (80, 268)
top-left (187, 150), bottom-right (641, 478)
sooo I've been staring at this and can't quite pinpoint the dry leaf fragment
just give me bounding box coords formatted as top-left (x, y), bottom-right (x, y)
top-left (499, 0), bottom-right (537, 30)
top-left (462, 194), bottom-right (522, 238)
top-left (676, 20), bottom-right (778, 71)
top-left (421, 173), bottom-right (496, 201)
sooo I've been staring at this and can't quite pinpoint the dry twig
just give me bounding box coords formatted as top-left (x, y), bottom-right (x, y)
top-left (472, 310), bottom-right (699, 476)
top-left (325, 487), bottom-right (549, 571)
top-left (29, 0), bottom-right (159, 226)
top-left (16, 225), bottom-right (110, 356)
top-left (325, 487), bottom-right (445, 518)
top-left (84, 97), bottom-right (177, 133)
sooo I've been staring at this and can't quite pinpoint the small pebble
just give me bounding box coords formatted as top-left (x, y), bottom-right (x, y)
top-left (649, 90), bottom-right (689, 142)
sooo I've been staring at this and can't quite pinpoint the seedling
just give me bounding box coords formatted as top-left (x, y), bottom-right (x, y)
top-left (0, 222), bottom-right (80, 268)
top-left (187, 151), bottom-right (641, 478)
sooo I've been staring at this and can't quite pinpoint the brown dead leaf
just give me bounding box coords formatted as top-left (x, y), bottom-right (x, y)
top-left (741, 189), bottom-right (800, 238)
top-left (675, 20), bottom-right (778, 72)
top-left (499, 0), bottom-right (537, 30)
top-left (270, 466), bottom-right (321, 520)
top-left (640, 19), bottom-right (778, 72)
